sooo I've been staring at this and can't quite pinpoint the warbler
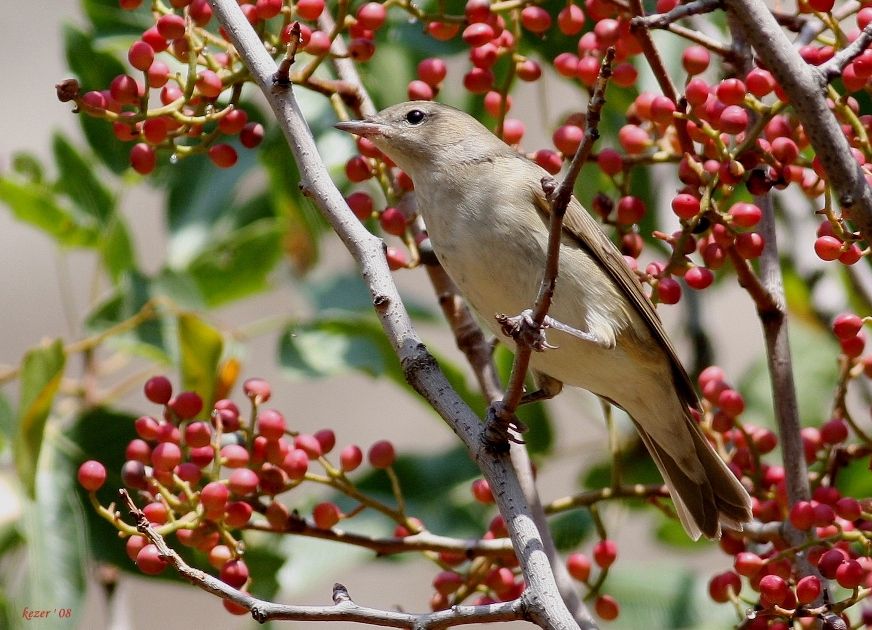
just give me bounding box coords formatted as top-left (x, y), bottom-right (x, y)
top-left (336, 102), bottom-right (752, 540)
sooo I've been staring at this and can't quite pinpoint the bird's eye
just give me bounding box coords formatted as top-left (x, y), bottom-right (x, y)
top-left (405, 109), bottom-right (426, 125)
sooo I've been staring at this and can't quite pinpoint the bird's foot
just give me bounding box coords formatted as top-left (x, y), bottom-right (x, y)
top-left (496, 309), bottom-right (556, 351)
top-left (482, 401), bottom-right (527, 453)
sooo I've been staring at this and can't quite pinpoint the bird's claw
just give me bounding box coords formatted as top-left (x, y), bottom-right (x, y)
top-left (482, 401), bottom-right (527, 452)
top-left (496, 309), bottom-right (556, 351)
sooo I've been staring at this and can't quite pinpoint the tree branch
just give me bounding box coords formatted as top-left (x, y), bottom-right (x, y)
top-left (722, 0), bottom-right (872, 246)
top-left (631, 0), bottom-right (720, 30)
top-left (819, 22), bottom-right (872, 82)
top-left (206, 1), bottom-right (589, 627)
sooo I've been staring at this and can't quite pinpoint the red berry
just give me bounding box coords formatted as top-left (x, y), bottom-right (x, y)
top-left (417, 57), bottom-right (447, 86)
top-left (225, 501), bottom-right (253, 528)
top-left (340, 444), bottom-right (363, 472)
top-left (190, 0), bottom-right (212, 24)
top-left (144, 376), bottom-right (172, 404)
top-left (294, 433), bottom-right (322, 459)
top-left (566, 552), bottom-right (591, 581)
top-left (657, 277), bottom-right (682, 304)
top-left (471, 479), bottom-right (494, 503)
top-left (616, 196), bottom-right (645, 224)
top-left (356, 2), bottom-right (387, 30)
top-left (836, 559), bottom-right (864, 588)
top-left (77, 460), bottom-right (107, 491)
top-left (820, 418), bottom-right (848, 444)
top-left (789, 500), bottom-right (815, 530)
top-left (426, 21), bottom-right (460, 40)
top-left (313, 501), bottom-right (341, 528)
top-left (553, 124), bottom-right (584, 156)
top-left (612, 63), bottom-right (638, 88)
top-left (832, 313), bottom-right (863, 339)
top-left (200, 481), bottom-right (230, 513)
top-left (368, 439), bottom-right (396, 468)
top-left (313, 429), bottom-right (336, 454)
top-left (220, 559), bottom-right (249, 588)
top-left (558, 4), bottom-right (585, 34)
top-left (296, 0), bottom-right (325, 20)
top-left (170, 391), bottom-right (203, 419)
top-left (130, 143), bottom-right (156, 174)
top-left (795, 575), bottom-right (821, 604)
top-left (617, 124), bottom-right (650, 154)
top-left (818, 548), bottom-right (847, 578)
top-left (734, 552), bottom-right (764, 577)
top-left (553, 52), bottom-right (579, 78)
top-left (520, 6), bottom-right (551, 32)
top-left (184, 421), bottom-right (212, 448)
top-left (218, 108), bottom-right (248, 135)
top-left (716, 78), bottom-right (747, 105)
top-left (434, 571), bottom-right (464, 595)
top-left (256, 409), bottom-right (286, 441)
top-left (346, 191), bottom-right (373, 221)
top-left (228, 468), bottom-right (259, 495)
top-left (593, 539), bottom-right (617, 568)
top-left (671, 193), bottom-right (699, 220)
top-left (516, 58), bottom-right (542, 81)
top-left (759, 574), bottom-right (789, 606)
top-left (345, 155), bottom-right (372, 182)
top-left (380, 207), bottom-right (407, 236)
top-left (746, 68), bottom-right (776, 97)
top-left (685, 267), bottom-right (714, 290)
top-left (735, 232), bottom-right (764, 259)
top-left (386, 247), bottom-right (408, 270)
top-left (814, 235), bottom-right (843, 261)
top-left (208, 144), bottom-right (238, 168)
top-left (682, 46), bottom-right (710, 75)
top-left (463, 22), bottom-right (495, 47)
top-left (719, 105), bottom-right (749, 134)
top-left (128, 41), bottom-right (155, 71)
top-left (136, 544), bottom-right (168, 574)
top-left (576, 56), bottom-right (601, 86)
top-left (156, 14), bottom-right (186, 40)
top-left (595, 595), bottom-right (619, 620)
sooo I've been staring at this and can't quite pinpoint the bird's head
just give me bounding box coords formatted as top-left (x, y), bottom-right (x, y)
top-left (335, 101), bottom-right (509, 180)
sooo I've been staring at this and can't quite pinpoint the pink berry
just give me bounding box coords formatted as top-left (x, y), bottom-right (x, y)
top-left (170, 391), bottom-right (203, 419)
top-left (151, 442), bottom-right (181, 471)
top-left (77, 460), bottom-right (107, 491)
top-left (836, 559), bottom-right (864, 588)
top-left (296, 0), bottom-right (325, 20)
top-left (136, 544), bottom-right (168, 574)
top-left (759, 574), bottom-right (789, 606)
top-left (471, 479), bottom-right (494, 503)
top-left (144, 376), bottom-right (172, 404)
top-left (340, 444), bottom-right (363, 472)
top-left (719, 105), bottom-right (749, 134)
top-left (795, 575), bottom-right (821, 604)
top-left (417, 57), bottom-right (447, 86)
top-left (734, 552), bottom-right (764, 577)
top-left (520, 6), bottom-right (551, 32)
top-left (200, 481), bottom-right (230, 512)
top-left (256, 409), bottom-right (286, 441)
top-left (716, 78), bottom-right (747, 105)
top-left (685, 267), bottom-right (714, 290)
top-left (553, 124), bottom-right (584, 156)
top-left (557, 4), bottom-right (585, 35)
top-left (220, 559), bottom-right (249, 588)
top-left (617, 124), bottom-right (650, 154)
top-left (184, 421), bottom-right (212, 448)
top-left (657, 277), bottom-right (682, 304)
top-left (368, 440), bottom-right (396, 468)
top-left (356, 2), bottom-right (387, 30)
top-left (682, 46), bottom-right (710, 75)
top-left (128, 41), bottom-right (155, 71)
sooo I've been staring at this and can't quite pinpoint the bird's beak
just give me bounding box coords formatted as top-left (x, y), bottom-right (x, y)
top-left (334, 119), bottom-right (385, 138)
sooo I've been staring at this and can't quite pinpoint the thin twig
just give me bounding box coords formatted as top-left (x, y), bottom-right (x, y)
top-left (819, 22), bottom-right (872, 82)
top-left (631, 0), bottom-right (721, 30)
top-left (497, 50), bottom-right (615, 418)
top-left (120, 490), bottom-right (524, 628)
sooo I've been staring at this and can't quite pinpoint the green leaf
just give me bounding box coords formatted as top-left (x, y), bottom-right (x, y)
top-left (15, 340), bottom-right (66, 497)
top-left (0, 179), bottom-right (100, 248)
top-left (261, 126), bottom-right (327, 273)
top-left (63, 26), bottom-right (129, 173)
top-left (655, 514), bottom-right (708, 549)
top-left (178, 313), bottom-right (224, 406)
top-left (166, 150), bottom-right (257, 267)
top-left (52, 133), bottom-right (114, 224)
top-left (184, 216), bottom-right (283, 306)
top-left (550, 510), bottom-right (593, 551)
top-left (305, 273), bottom-right (436, 321)
top-left (85, 272), bottom-right (170, 362)
top-left (0, 392), bottom-right (13, 447)
top-left (12, 152), bottom-right (44, 183)
top-left (100, 213), bottom-right (136, 281)
top-left (17, 436), bottom-right (88, 628)
top-left (738, 321), bottom-right (839, 426)
top-left (82, 0), bottom-right (153, 36)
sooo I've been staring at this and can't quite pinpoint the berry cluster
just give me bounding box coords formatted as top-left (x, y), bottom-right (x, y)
top-left (78, 375), bottom-right (401, 614)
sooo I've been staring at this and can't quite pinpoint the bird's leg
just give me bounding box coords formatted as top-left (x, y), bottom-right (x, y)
top-left (496, 309), bottom-right (615, 351)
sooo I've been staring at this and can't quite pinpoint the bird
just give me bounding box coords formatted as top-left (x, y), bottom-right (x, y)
top-left (335, 101), bottom-right (752, 540)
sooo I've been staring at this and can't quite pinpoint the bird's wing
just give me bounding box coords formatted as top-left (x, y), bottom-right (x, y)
top-left (529, 177), bottom-right (699, 409)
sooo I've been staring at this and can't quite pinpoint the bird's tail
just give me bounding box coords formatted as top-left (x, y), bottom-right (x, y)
top-left (633, 413), bottom-right (752, 541)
